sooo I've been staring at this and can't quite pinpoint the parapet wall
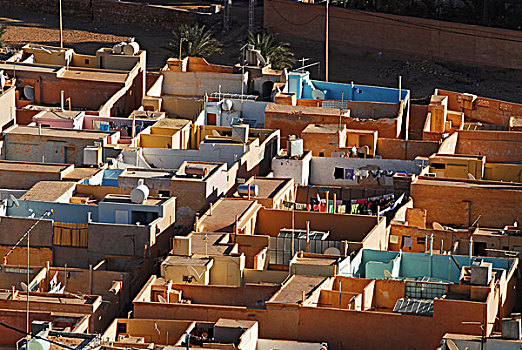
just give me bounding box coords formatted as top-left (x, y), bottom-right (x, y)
top-left (264, 0), bottom-right (522, 70)
top-left (0, 0), bottom-right (216, 30)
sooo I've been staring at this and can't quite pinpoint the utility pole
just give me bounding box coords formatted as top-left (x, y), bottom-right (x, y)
top-left (223, 0), bottom-right (231, 31)
top-left (325, 0), bottom-right (329, 81)
top-left (59, 0), bottom-right (63, 48)
top-left (249, 0), bottom-right (255, 33)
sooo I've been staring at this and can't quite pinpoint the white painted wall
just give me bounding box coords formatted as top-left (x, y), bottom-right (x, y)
top-left (271, 152), bottom-right (312, 186)
top-left (310, 157), bottom-right (427, 186)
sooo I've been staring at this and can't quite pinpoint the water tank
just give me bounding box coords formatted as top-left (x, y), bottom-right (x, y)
top-left (0, 74), bottom-right (5, 90)
top-left (287, 136), bottom-right (303, 157)
top-left (231, 124), bottom-right (249, 143)
top-left (27, 338), bottom-right (50, 350)
top-left (130, 179), bottom-right (149, 204)
top-left (185, 166), bottom-right (208, 177)
top-left (112, 42), bottom-right (126, 54)
top-left (123, 42), bottom-right (140, 56)
top-left (238, 184), bottom-right (259, 197)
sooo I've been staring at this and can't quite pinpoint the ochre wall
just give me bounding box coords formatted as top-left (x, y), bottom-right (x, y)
top-left (376, 138), bottom-right (439, 160)
top-left (456, 130), bottom-right (522, 163)
top-left (410, 178), bottom-right (522, 228)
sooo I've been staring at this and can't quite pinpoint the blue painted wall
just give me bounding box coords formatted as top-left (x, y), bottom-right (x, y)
top-left (286, 71), bottom-right (409, 103)
top-left (7, 200), bottom-right (99, 224)
top-left (357, 249), bottom-right (513, 283)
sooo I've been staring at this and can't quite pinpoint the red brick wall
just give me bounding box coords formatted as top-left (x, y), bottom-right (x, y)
top-left (264, 0), bottom-right (522, 70)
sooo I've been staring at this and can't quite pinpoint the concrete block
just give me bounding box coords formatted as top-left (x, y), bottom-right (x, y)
top-left (502, 318), bottom-right (521, 340)
top-left (471, 262), bottom-right (492, 286)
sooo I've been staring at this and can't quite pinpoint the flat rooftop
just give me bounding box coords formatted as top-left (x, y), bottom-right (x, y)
top-left (5, 125), bottom-right (111, 140)
top-left (198, 198), bottom-right (258, 232)
top-left (121, 169), bottom-right (175, 179)
top-left (190, 232), bottom-right (237, 256)
top-left (0, 62), bottom-right (61, 74)
top-left (34, 110), bottom-right (83, 120)
top-left (129, 110), bottom-right (166, 120)
top-left (21, 181), bottom-right (76, 202)
top-left (293, 256), bottom-right (338, 266)
top-left (101, 194), bottom-right (167, 206)
top-left (269, 275), bottom-right (328, 305)
top-left (415, 177), bottom-right (522, 190)
top-left (248, 177), bottom-right (290, 199)
top-left (266, 103), bottom-right (350, 117)
top-left (57, 68), bottom-right (128, 84)
top-left (302, 124), bottom-right (345, 134)
top-left (63, 167), bottom-right (101, 181)
top-left (152, 118), bottom-right (191, 128)
top-left (163, 255), bottom-right (213, 267)
top-left (0, 160), bottom-right (72, 173)
top-left (430, 154), bottom-right (485, 160)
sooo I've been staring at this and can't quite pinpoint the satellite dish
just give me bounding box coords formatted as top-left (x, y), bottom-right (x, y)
top-left (311, 89), bottom-right (325, 100)
top-left (433, 222), bottom-right (444, 230)
top-left (9, 194), bottom-right (19, 208)
top-left (467, 173), bottom-right (476, 180)
top-left (23, 85), bottom-right (35, 101)
top-left (383, 269), bottom-right (393, 279)
top-left (221, 99), bottom-right (233, 111)
top-left (324, 247), bottom-right (341, 256)
top-left (446, 339), bottom-right (460, 350)
top-left (157, 295), bottom-right (167, 303)
top-left (255, 51), bottom-right (267, 66)
top-left (187, 265), bottom-right (205, 280)
top-left (20, 282), bottom-right (28, 291)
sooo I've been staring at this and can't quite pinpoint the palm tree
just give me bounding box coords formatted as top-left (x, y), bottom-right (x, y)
top-left (246, 31), bottom-right (295, 70)
top-left (164, 24), bottom-right (222, 59)
top-left (0, 25), bottom-right (5, 49)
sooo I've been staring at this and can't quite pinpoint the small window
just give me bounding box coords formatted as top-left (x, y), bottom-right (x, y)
top-left (417, 236), bottom-right (426, 245)
top-left (401, 235), bottom-right (412, 248)
top-left (319, 152), bottom-right (325, 157)
top-left (430, 163), bottom-right (446, 169)
top-left (117, 322), bottom-right (127, 334)
top-left (159, 190), bottom-right (170, 197)
top-left (334, 167), bottom-right (344, 179)
top-left (85, 59), bottom-right (89, 64)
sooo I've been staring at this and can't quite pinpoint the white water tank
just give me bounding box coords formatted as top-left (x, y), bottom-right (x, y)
top-left (123, 42), bottom-right (140, 55)
top-left (130, 179), bottom-right (149, 204)
top-left (27, 338), bottom-right (50, 350)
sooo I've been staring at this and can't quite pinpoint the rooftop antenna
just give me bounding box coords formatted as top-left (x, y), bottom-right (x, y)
top-left (9, 194), bottom-right (19, 208)
top-left (339, 91), bottom-right (344, 129)
top-left (187, 265), bottom-right (206, 281)
top-left (204, 233), bottom-right (209, 258)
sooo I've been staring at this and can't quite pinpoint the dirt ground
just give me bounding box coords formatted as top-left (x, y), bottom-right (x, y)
top-left (1, 7), bottom-right (522, 103)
